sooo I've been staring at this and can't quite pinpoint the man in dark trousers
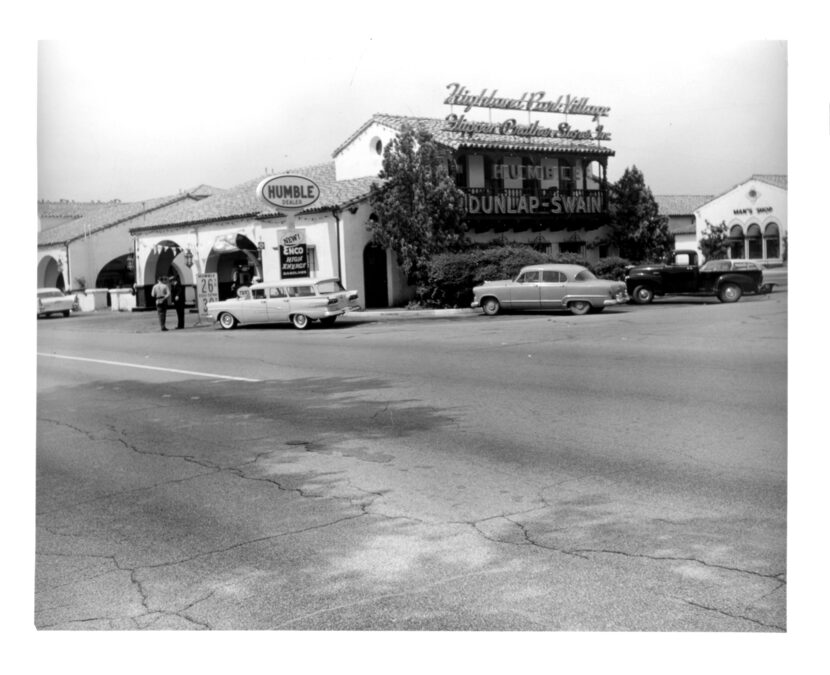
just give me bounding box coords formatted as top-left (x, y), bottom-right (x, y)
top-left (151, 276), bottom-right (171, 331)
top-left (170, 277), bottom-right (186, 329)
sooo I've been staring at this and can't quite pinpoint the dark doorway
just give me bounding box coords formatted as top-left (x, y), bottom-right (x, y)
top-left (363, 244), bottom-right (389, 308)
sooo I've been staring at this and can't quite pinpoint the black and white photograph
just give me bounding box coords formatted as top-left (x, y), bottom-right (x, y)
top-left (11, 2), bottom-right (827, 672)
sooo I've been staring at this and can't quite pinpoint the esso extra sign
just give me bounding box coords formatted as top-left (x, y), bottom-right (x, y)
top-left (257, 174), bottom-right (320, 210)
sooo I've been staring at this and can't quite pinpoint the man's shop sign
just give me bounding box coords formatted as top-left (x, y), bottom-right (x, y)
top-left (257, 175), bottom-right (320, 210)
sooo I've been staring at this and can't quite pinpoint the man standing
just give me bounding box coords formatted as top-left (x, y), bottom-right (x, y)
top-left (170, 277), bottom-right (186, 329)
top-left (151, 276), bottom-right (171, 331)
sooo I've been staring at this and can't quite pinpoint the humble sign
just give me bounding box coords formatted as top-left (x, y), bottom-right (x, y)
top-left (257, 175), bottom-right (320, 210)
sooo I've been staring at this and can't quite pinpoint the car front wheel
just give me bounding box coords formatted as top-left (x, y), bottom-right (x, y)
top-left (568, 300), bottom-right (592, 316)
top-left (632, 285), bottom-right (654, 304)
top-left (291, 314), bottom-right (310, 330)
top-left (481, 298), bottom-right (501, 316)
top-left (718, 283), bottom-right (742, 303)
top-left (218, 312), bottom-right (237, 330)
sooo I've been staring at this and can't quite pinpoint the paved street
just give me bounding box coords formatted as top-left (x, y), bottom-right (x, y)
top-left (35, 292), bottom-right (787, 631)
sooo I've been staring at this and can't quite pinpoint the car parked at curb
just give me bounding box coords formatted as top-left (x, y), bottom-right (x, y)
top-left (471, 264), bottom-right (629, 316)
top-left (206, 278), bottom-right (360, 330)
top-left (37, 288), bottom-right (77, 318)
top-left (625, 258), bottom-right (763, 304)
top-left (759, 263), bottom-right (788, 293)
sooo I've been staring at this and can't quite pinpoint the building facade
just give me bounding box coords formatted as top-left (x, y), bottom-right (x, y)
top-left (694, 175), bottom-right (787, 262)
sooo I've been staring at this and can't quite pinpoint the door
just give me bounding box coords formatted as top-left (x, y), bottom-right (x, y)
top-left (264, 286), bottom-right (291, 321)
top-left (363, 245), bottom-right (389, 308)
top-left (539, 270), bottom-right (567, 308)
top-left (510, 270), bottom-right (542, 308)
top-left (239, 288), bottom-right (270, 323)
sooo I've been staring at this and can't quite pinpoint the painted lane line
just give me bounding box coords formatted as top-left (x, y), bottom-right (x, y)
top-left (37, 353), bottom-right (262, 382)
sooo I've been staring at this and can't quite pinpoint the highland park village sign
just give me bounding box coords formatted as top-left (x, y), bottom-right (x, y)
top-left (443, 82), bottom-right (611, 142)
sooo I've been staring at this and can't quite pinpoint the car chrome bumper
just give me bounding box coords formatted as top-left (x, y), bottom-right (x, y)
top-left (470, 299), bottom-right (481, 308)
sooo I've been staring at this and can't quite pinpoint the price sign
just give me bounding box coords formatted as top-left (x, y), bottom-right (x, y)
top-left (196, 273), bottom-right (219, 317)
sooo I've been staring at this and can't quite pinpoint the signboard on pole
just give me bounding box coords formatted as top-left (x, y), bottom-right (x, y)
top-left (195, 273), bottom-right (219, 318)
top-left (279, 230), bottom-right (309, 278)
top-left (256, 174), bottom-right (320, 281)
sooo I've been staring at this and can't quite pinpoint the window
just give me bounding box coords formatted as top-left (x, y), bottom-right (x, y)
top-left (559, 241), bottom-right (585, 255)
top-left (268, 287), bottom-right (286, 298)
top-left (517, 271), bottom-right (541, 283)
top-left (728, 225), bottom-right (745, 259)
top-left (542, 270), bottom-right (565, 283)
top-left (764, 223), bottom-right (781, 259)
top-left (574, 269), bottom-right (598, 281)
top-left (316, 280), bottom-right (345, 294)
top-left (747, 224), bottom-right (763, 259)
top-left (251, 288), bottom-right (266, 299)
top-left (287, 285), bottom-right (315, 297)
top-left (559, 159), bottom-right (574, 193)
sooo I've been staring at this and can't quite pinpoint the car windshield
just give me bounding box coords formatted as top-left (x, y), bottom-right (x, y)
top-left (38, 290), bottom-right (64, 298)
top-left (573, 269), bottom-right (597, 281)
top-left (315, 280), bottom-right (345, 294)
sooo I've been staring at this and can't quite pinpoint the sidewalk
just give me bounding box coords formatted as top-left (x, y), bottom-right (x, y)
top-left (47, 306), bottom-right (480, 333)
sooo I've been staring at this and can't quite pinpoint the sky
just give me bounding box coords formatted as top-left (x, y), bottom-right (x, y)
top-left (36, 33), bottom-right (791, 203)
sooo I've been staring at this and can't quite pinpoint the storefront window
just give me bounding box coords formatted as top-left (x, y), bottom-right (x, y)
top-left (747, 224), bottom-right (763, 259)
top-left (728, 225), bottom-right (745, 259)
top-left (764, 223), bottom-right (781, 259)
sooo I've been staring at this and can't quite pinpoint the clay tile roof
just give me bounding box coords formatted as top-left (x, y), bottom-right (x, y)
top-left (333, 113), bottom-right (615, 158)
top-left (654, 195), bottom-right (714, 216)
top-left (129, 162), bottom-right (378, 233)
top-left (38, 194), bottom-right (191, 246)
top-left (750, 174), bottom-right (787, 190)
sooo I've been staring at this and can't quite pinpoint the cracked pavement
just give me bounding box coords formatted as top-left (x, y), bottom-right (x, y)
top-left (36, 296), bottom-right (787, 630)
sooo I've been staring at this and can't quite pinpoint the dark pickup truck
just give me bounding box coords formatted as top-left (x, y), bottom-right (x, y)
top-left (625, 256), bottom-right (764, 304)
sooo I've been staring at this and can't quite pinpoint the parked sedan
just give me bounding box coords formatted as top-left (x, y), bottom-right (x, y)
top-left (471, 264), bottom-right (629, 316)
top-left (37, 288), bottom-right (76, 318)
top-left (206, 278), bottom-right (360, 330)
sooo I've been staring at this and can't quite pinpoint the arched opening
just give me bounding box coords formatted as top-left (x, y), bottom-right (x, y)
top-left (38, 255), bottom-right (65, 290)
top-left (363, 243), bottom-right (389, 308)
top-left (141, 240), bottom-right (190, 308)
top-left (728, 225), bottom-right (745, 259)
top-left (764, 222), bottom-right (781, 259)
top-left (205, 233), bottom-right (261, 300)
top-left (95, 254), bottom-right (136, 306)
top-left (746, 223), bottom-right (763, 259)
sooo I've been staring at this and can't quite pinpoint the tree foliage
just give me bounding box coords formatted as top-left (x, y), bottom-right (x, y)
top-left (606, 166), bottom-right (673, 262)
top-left (698, 220), bottom-right (730, 261)
top-left (368, 124), bottom-right (468, 288)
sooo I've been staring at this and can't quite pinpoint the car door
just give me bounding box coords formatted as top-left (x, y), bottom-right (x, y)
top-left (661, 264), bottom-right (699, 292)
top-left (264, 286), bottom-right (290, 321)
top-left (240, 288), bottom-right (270, 323)
top-left (539, 270), bottom-right (567, 308)
top-left (510, 270), bottom-right (542, 309)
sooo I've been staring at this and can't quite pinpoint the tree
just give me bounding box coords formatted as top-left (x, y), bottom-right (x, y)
top-left (698, 220), bottom-right (729, 261)
top-left (368, 123), bottom-right (468, 290)
top-left (606, 166), bottom-right (673, 262)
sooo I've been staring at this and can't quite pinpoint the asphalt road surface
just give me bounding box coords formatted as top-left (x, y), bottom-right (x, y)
top-left (35, 293), bottom-right (787, 631)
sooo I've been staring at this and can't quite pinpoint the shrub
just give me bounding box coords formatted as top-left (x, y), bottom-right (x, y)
top-left (592, 256), bottom-right (631, 281)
